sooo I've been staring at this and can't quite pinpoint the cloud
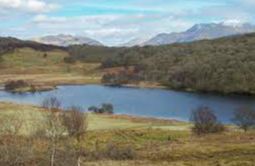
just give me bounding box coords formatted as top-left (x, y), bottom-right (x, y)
top-left (84, 28), bottom-right (138, 38)
top-left (1, 0), bottom-right (254, 46)
top-left (196, 3), bottom-right (254, 23)
top-left (0, 0), bottom-right (59, 13)
top-left (239, 0), bottom-right (255, 6)
top-left (27, 13), bottom-right (193, 46)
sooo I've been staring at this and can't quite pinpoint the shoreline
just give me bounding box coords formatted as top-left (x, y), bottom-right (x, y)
top-left (0, 101), bottom-right (186, 125)
top-left (122, 82), bottom-right (167, 89)
top-left (1, 73), bottom-right (255, 96)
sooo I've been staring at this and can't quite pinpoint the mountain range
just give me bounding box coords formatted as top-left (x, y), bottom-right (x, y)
top-left (129, 22), bottom-right (255, 46)
top-left (32, 34), bottom-right (103, 47)
top-left (18, 22), bottom-right (255, 47)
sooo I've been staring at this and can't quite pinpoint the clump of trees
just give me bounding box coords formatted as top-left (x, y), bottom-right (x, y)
top-left (5, 80), bottom-right (29, 91)
top-left (102, 67), bottom-right (143, 86)
top-left (232, 107), bottom-right (255, 132)
top-left (88, 103), bottom-right (114, 114)
top-left (190, 106), bottom-right (225, 135)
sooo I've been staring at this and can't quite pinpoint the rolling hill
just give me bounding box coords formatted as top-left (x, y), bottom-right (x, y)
top-left (0, 37), bottom-right (66, 55)
top-left (32, 34), bottom-right (103, 47)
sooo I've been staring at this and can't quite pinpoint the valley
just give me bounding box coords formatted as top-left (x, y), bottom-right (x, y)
top-left (0, 29), bottom-right (255, 166)
top-left (1, 0), bottom-right (255, 165)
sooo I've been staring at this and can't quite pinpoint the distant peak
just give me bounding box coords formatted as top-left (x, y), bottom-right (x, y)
top-left (221, 20), bottom-right (247, 27)
top-left (31, 34), bottom-right (103, 46)
top-left (56, 34), bottom-right (73, 38)
top-left (190, 23), bottom-right (218, 29)
top-left (186, 23), bottom-right (210, 32)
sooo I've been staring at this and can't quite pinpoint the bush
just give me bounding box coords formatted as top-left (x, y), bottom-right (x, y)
top-left (232, 107), bottom-right (255, 132)
top-left (88, 106), bottom-right (98, 112)
top-left (104, 143), bottom-right (136, 160)
top-left (64, 57), bottom-right (76, 64)
top-left (190, 106), bottom-right (225, 135)
top-left (101, 103), bottom-right (114, 114)
top-left (63, 106), bottom-right (88, 141)
top-left (4, 80), bottom-right (29, 91)
top-left (88, 103), bottom-right (114, 114)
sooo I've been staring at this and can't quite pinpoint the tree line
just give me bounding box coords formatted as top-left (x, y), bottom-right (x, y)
top-left (100, 33), bottom-right (255, 94)
top-left (66, 33), bottom-right (255, 94)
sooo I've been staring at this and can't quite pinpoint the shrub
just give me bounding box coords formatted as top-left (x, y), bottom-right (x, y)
top-left (88, 103), bottom-right (114, 114)
top-left (63, 106), bottom-right (88, 141)
top-left (104, 143), bottom-right (136, 160)
top-left (88, 106), bottom-right (99, 113)
top-left (4, 80), bottom-right (29, 91)
top-left (190, 106), bottom-right (225, 135)
top-left (43, 53), bottom-right (48, 58)
top-left (42, 97), bottom-right (61, 111)
top-left (101, 103), bottom-right (114, 114)
top-left (64, 57), bottom-right (76, 64)
top-left (232, 107), bottom-right (255, 132)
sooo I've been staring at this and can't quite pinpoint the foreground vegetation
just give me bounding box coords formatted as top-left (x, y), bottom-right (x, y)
top-left (0, 101), bottom-right (254, 166)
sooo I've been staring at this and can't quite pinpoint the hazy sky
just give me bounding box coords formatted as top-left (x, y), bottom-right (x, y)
top-left (0, 0), bottom-right (254, 46)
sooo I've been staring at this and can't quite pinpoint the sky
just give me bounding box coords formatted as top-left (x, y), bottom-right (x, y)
top-left (0, 0), bottom-right (255, 46)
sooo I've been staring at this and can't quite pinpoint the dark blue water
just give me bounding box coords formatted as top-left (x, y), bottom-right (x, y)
top-left (0, 85), bottom-right (255, 123)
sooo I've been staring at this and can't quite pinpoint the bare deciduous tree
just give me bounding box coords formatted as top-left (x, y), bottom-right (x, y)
top-left (190, 106), bottom-right (225, 135)
top-left (63, 106), bottom-right (88, 166)
top-left (42, 97), bottom-right (65, 166)
top-left (233, 107), bottom-right (255, 132)
top-left (42, 97), bottom-right (61, 111)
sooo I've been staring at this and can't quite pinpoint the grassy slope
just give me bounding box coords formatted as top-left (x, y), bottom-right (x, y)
top-left (0, 48), bottom-right (102, 87)
top-left (0, 102), bottom-right (254, 166)
top-left (0, 102), bottom-right (190, 135)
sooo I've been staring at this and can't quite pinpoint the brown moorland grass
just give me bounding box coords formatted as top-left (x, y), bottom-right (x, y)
top-left (0, 48), bottom-right (102, 91)
top-left (0, 102), bottom-right (254, 165)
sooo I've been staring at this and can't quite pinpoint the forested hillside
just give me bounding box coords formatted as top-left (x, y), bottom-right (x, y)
top-left (66, 45), bottom-right (125, 63)
top-left (94, 33), bottom-right (255, 94)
